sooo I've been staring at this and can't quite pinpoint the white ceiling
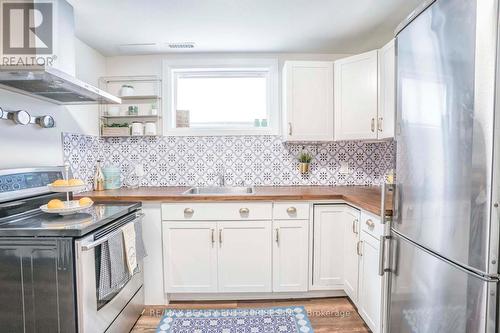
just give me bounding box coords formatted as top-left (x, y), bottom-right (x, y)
top-left (71, 0), bottom-right (420, 56)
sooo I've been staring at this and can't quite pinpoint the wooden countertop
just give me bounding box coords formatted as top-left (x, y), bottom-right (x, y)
top-left (76, 186), bottom-right (391, 216)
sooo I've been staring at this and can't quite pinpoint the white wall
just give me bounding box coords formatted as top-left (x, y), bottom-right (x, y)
top-left (0, 39), bottom-right (106, 169)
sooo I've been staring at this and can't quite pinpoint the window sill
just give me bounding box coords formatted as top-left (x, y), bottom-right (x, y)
top-left (163, 128), bottom-right (280, 136)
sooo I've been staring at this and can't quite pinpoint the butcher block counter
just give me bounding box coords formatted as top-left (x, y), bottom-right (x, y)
top-left (76, 185), bottom-right (391, 216)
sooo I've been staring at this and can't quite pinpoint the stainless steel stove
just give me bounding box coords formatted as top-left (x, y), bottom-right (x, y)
top-left (0, 167), bottom-right (144, 333)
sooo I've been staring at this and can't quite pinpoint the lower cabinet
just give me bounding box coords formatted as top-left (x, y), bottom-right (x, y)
top-left (272, 219), bottom-right (309, 292)
top-left (217, 221), bottom-right (272, 292)
top-left (163, 220), bottom-right (272, 293)
top-left (358, 230), bottom-right (383, 333)
top-left (343, 207), bottom-right (361, 304)
top-left (163, 222), bottom-right (218, 292)
top-left (312, 205), bottom-right (345, 289)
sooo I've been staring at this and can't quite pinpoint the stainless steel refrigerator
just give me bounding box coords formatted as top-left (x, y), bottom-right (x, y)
top-left (386, 0), bottom-right (500, 331)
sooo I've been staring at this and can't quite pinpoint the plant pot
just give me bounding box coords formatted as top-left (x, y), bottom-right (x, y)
top-left (299, 162), bottom-right (310, 174)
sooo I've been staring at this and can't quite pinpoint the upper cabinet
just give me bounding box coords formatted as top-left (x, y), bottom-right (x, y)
top-left (334, 40), bottom-right (395, 141)
top-left (378, 39), bottom-right (396, 139)
top-left (282, 61), bottom-right (334, 141)
top-left (334, 50), bottom-right (379, 140)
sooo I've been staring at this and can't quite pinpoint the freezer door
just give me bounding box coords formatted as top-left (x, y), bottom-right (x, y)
top-left (389, 232), bottom-right (497, 333)
top-left (395, 0), bottom-right (498, 274)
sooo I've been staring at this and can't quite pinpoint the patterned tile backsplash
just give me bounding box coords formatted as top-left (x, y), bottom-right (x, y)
top-left (62, 133), bottom-right (395, 189)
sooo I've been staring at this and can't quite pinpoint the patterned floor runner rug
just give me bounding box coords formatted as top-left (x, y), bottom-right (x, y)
top-left (156, 306), bottom-right (314, 333)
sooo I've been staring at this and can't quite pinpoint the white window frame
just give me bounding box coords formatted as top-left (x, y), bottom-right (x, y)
top-left (163, 58), bottom-right (279, 136)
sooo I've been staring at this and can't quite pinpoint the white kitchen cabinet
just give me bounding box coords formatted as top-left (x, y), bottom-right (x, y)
top-left (163, 222), bottom-right (218, 293)
top-left (334, 50), bottom-right (378, 141)
top-left (312, 205), bottom-right (345, 289)
top-left (217, 221), bottom-right (272, 292)
top-left (378, 39), bottom-right (396, 139)
top-left (282, 61), bottom-right (334, 141)
top-left (358, 230), bottom-right (383, 333)
top-left (343, 207), bottom-right (361, 304)
top-left (272, 219), bottom-right (309, 292)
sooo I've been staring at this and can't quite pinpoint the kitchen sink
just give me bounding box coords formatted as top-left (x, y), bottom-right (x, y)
top-left (182, 186), bottom-right (255, 195)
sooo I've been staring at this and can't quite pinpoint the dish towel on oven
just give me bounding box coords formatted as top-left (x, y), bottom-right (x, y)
top-left (98, 232), bottom-right (130, 301)
top-left (122, 222), bottom-right (137, 273)
top-left (98, 220), bottom-right (147, 301)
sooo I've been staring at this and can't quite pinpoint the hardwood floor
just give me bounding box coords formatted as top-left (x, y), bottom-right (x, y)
top-left (131, 297), bottom-right (371, 332)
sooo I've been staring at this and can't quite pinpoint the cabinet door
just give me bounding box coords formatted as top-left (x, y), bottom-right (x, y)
top-left (272, 219), bottom-right (309, 292)
top-left (163, 222), bottom-right (218, 293)
top-left (283, 61), bottom-right (334, 141)
top-left (378, 39), bottom-right (395, 139)
top-left (358, 231), bottom-right (383, 333)
top-left (312, 205), bottom-right (345, 289)
top-left (343, 207), bottom-right (360, 304)
top-left (217, 221), bottom-right (272, 292)
top-left (334, 50), bottom-right (378, 140)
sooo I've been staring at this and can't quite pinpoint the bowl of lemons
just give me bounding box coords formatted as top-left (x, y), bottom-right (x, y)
top-left (48, 178), bottom-right (87, 193)
top-left (41, 197), bottom-right (94, 216)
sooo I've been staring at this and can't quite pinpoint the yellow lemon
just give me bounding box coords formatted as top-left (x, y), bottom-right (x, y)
top-left (52, 179), bottom-right (69, 187)
top-left (47, 199), bottom-right (65, 210)
top-left (79, 197), bottom-right (93, 207)
top-left (68, 178), bottom-right (85, 186)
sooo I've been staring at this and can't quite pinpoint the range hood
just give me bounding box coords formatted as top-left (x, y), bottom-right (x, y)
top-left (0, 0), bottom-right (120, 105)
top-left (0, 66), bottom-right (121, 104)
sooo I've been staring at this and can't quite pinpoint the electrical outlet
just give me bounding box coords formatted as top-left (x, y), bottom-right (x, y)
top-left (339, 162), bottom-right (349, 174)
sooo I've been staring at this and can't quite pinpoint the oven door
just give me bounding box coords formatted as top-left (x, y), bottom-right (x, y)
top-left (74, 211), bottom-right (144, 333)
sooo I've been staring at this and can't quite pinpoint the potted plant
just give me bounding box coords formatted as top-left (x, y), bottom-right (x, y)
top-left (298, 152), bottom-right (313, 174)
top-left (102, 123), bottom-right (130, 137)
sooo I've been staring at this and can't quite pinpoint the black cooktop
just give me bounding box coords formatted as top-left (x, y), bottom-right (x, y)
top-left (0, 201), bottom-right (141, 237)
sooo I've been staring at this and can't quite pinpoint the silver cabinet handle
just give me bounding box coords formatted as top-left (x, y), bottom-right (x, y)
top-left (288, 122), bottom-right (292, 136)
top-left (211, 228), bottom-right (215, 247)
top-left (219, 228), bottom-right (223, 247)
top-left (352, 219), bottom-right (358, 234)
top-left (378, 236), bottom-right (386, 276)
top-left (239, 208), bottom-right (250, 214)
top-left (366, 219), bottom-right (375, 229)
top-left (378, 117), bottom-right (383, 132)
top-left (184, 208), bottom-right (194, 215)
top-left (381, 183), bottom-right (394, 225)
top-left (275, 228), bottom-right (280, 246)
top-left (371, 118), bottom-right (375, 132)
top-left (357, 240), bottom-right (363, 256)
top-left (286, 207), bottom-right (297, 215)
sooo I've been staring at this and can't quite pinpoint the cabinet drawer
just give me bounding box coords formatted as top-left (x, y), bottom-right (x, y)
top-left (162, 203), bottom-right (272, 221)
top-left (360, 210), bottom-right (383, 239)
top-left (273, 203), bottom-right (310, 220)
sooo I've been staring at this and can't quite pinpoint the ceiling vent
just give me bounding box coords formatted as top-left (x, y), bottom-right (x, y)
top-left (167, 42), bottom-right (196, 49)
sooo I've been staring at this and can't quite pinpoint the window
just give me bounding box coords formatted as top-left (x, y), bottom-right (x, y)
top-left (165, 59), bottom-right (279, 135)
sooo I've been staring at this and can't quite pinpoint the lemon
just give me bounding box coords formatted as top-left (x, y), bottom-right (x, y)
top-left (52, 179), bottom-right (69, 187)
top-left (68, 178), bottom-right (85, 186)
top-left (47, 199), bottom-right (65, 210)
top-left (79, 197), bottom-right (93, 207)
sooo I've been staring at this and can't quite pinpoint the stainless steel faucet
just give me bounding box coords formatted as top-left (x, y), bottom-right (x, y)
top-left (218, 171), bottom-right (226, 187)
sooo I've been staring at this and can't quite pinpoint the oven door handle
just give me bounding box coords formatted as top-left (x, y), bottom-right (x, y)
top-left (81, 213), bottom-right (144, 251)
